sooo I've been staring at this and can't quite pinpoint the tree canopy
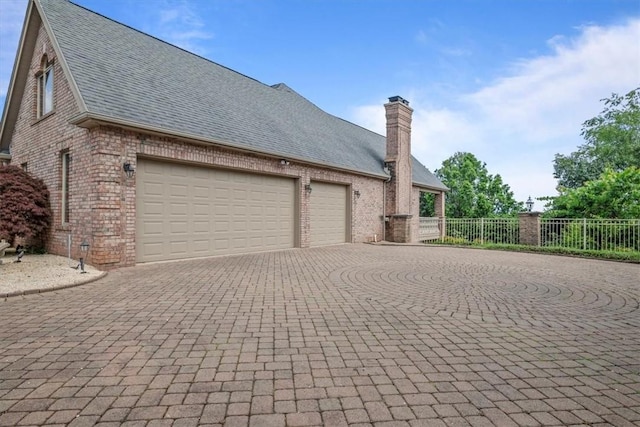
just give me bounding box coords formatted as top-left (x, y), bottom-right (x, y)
top-left (553, 88), bottom-right (640, 189)
top-left (545, 167), bottom-right (640, 219)
top-left (433, 152), bottom-right (523, 218)
top-left (546, 88), bottom-right (640, 219)
top-left (0, 165), bottom-right (52, 248)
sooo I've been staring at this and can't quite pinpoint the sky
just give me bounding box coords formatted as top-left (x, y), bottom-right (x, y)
top-left (1, 0), bottom-right (639, 208)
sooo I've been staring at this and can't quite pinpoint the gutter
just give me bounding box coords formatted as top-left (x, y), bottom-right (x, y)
top-left (68, 111), bottom-right (394, 182)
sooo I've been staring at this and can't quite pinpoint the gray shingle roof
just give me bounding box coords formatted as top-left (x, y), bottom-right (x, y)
top-left (38, 0), bottom-right (446, 191)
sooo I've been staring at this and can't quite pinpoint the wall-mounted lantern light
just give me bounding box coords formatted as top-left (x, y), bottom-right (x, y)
top-left (305, 184), bottom-right (312, 194)
top-left (354, 190), bottom-right (361, 199)
top-left (123, 162), bottom-right (135, 178)
top-left (79, 239), bottom-right (90, 273)
top-left (526, 196), bottom-right (534, 212)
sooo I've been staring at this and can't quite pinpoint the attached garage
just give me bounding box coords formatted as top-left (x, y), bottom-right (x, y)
top-left (310, 181), bottom-right (349, 246)
top-left (136, 159), bottom-right (296, 262)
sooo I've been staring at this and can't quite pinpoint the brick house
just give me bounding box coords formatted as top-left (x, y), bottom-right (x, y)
top-left (0, 0), bottom-right (446, 269)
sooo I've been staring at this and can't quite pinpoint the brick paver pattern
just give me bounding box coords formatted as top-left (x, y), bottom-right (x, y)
top-left (1, 245), bottom-right (639, 426)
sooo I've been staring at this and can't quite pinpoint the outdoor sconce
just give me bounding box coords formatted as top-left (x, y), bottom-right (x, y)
top-left (526, 196), bottom-right (534, 212)
top-left (305, 184), bottom-right (312, 194)
top-left (354, 190), bottom-right (361, 199)
top-left (123, 162), bottom-right (135, 178)
top-left (280, 159), bottom-right (290, 166)
top-left (79, 239), bottom-right (90, 274)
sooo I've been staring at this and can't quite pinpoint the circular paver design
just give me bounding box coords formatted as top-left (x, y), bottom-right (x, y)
top-left (329, 258), bottom-right (639, 327)
top-left (1, 245), bottom-right (639, 427)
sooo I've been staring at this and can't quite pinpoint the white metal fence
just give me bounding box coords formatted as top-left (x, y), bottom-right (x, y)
top-left (540, 218), bottom-right (640, 252)
top-left (423, 217), bottom-right (640, 253)
top-left (434, 218), bottom-right (519, 245)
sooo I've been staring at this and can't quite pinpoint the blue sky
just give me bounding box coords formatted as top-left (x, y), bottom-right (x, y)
top-left (1, 0), bottom-right (639, 207)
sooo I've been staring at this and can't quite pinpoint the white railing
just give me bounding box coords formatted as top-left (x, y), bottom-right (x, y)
top-left (437, 217), bottom-right (519, 245)
top-left (418, 217), bottom-right (441, 241)
top-left (424, 217), bottom-right (640, 253)
top-left (541, 218), bottom-right (640, 252)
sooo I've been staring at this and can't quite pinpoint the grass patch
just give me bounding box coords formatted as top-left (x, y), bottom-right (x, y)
top-left (427, 240), bottom-right (640, 263)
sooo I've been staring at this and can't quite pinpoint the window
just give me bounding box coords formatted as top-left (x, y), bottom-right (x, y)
top-left (37, 61), bottom-right (54, 117)
top-left (61, 152), bottom-right (70, 224)
top-left (21, 162), bottom-right (27, 172)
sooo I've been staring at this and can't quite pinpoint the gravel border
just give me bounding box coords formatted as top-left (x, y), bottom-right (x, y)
top-left (0, 254), bottom-right (107, 299)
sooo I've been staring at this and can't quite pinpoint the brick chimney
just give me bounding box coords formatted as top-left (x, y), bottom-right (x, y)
top-left (384, 96), bottom-right (413, 242)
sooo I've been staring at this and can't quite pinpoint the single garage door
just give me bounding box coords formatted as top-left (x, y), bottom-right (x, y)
top-left (136, 159), bottom-right (295, 262)
top-left (310, 181), bottom-right (348, 246)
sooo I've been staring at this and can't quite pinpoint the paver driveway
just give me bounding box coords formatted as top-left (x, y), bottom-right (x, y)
top-left (1, 245), bottom-right (639, 427)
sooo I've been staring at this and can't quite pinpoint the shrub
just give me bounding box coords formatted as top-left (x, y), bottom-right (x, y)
top-left (0, 165), bottom-right (52, 249)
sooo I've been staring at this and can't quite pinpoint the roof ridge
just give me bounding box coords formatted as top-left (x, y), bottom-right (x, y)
top-left (271, 83), bottom-right (385, 139)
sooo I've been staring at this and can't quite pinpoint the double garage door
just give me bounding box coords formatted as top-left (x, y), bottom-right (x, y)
top-left (136, 160), bottom-right (348, 263)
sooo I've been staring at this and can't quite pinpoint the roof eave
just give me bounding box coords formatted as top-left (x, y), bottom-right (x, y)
top-left (412, 182), bottom-right (448, 192)
top-left (0, 0), bottom-right (38, 152)
top-left (0, 0), bottom-right (89, 152)
top-left (69, 111), bottom-right (392, 181)
top-left (34, 0), bottom-right (87, 113)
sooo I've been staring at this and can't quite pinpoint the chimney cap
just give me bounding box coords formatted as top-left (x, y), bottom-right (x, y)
top-left (388, 96), bottom-right (409, 106)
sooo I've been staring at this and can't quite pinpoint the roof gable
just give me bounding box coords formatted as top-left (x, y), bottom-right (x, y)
top-left (3, 0), bottom-right (446, 191)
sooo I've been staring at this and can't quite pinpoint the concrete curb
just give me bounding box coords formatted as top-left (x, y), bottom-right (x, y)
top-left (1, 271), bottom-right (108, 299)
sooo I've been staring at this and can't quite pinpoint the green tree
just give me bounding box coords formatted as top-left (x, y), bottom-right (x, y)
top-left (545, 167), bottom-right (640, 219)
top-left (420, 192), bottom-right (436, 217)
top-left (435, 152), bottom-right (523, 218)
top-left (554, 88), bottom-right (640, 189)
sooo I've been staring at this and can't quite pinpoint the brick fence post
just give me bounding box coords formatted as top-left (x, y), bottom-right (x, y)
top-left (518, 212), bottom-right (541, 246)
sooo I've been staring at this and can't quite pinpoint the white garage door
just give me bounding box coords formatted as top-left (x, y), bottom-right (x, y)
top-left (310, 181), bottom-right (348, 246)
top-left (136, 160), bottom-right (295, 263)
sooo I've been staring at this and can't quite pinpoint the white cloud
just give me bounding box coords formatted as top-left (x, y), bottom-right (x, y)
top-left (152, 0), bottom-right (213, 55)
top-left (350, 18), bottom-right (640, 203)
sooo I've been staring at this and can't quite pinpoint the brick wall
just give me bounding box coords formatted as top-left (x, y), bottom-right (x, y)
top-left (7, 22), bottom-right (428, 269)
top-left (95, 128), bottom-right (389, 267)
top-left (8, 23), bottom-right (90, 262)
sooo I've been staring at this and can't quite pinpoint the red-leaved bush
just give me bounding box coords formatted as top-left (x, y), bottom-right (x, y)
top-left (0, 165), bottom-right (52, 248)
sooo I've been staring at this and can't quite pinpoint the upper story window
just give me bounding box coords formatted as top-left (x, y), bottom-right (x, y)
top-left (37, 56), bottom-right (54, 118)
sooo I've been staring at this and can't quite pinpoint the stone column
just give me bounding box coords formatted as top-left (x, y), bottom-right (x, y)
top-left (435, 191), bottom-right (446, 239)
top-left (519, 212), bottom-right (541, 246)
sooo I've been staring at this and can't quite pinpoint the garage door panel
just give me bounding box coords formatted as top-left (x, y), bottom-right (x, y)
top-left (193, 204), bottom-right (209, 215)
top-left (144, 222), bottom-right (163, 235)
top-left (142, 242), bottom-right (163, 256)
top-left (141, 201), bottom-right (163, 215)
top-left (170, 222), bottom-right (187, 234)
top-left (143, 182), bottom-right (164, 196)
top-left (193, 221), bottom-right (209, 233)
top-left (137, 160), bottom-right (295, 262)
top-left (170, 241), bottom-right (187, 254)
top-left (310, 181), bottom-right (347, 247)
top-left (192, 239), bottom-right (210, 252)
top-left (193, 186), bottom-right (208, 198)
